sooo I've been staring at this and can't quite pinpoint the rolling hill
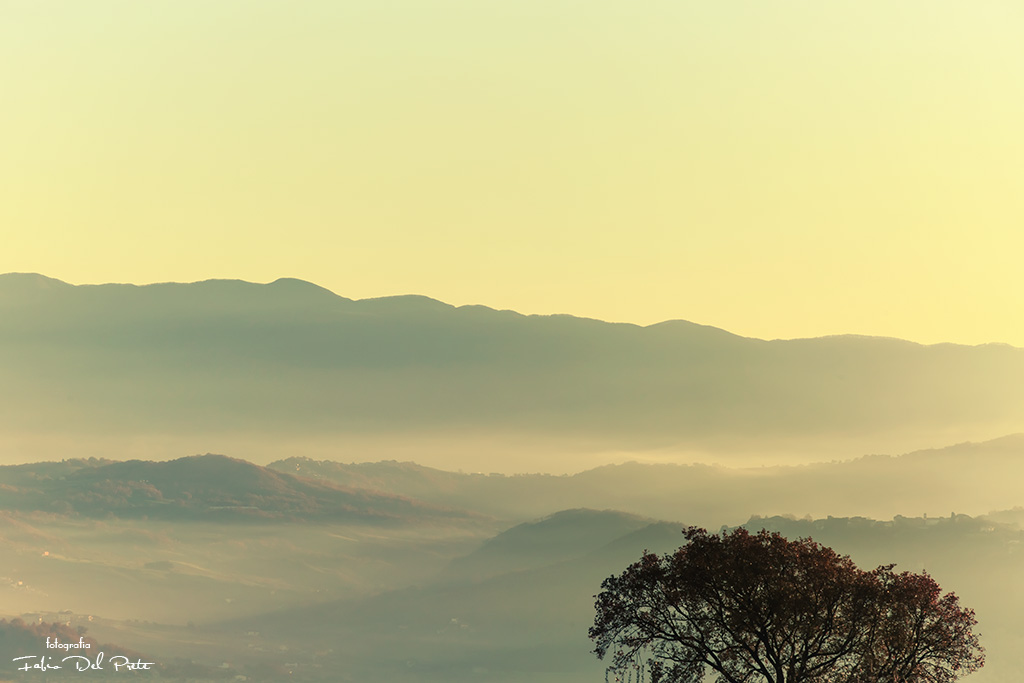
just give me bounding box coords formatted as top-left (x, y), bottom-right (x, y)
top-left (0, 454), bottom-right (472, 522)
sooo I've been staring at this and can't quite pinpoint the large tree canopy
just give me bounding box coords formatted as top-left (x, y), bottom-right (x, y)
top-left (590, 527), bottom-right (983, 683)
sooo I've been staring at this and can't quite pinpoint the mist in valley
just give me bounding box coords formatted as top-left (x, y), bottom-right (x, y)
top-left (5, 0), bottom-right (1022, 677)
top-left (2, 439), bottom-right (1022, 681)
top-left (1, 277), bottom-right (1022, 681)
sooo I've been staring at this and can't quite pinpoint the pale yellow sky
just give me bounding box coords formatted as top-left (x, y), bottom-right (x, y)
top-left (2, 1), bottom-right (1022, 345)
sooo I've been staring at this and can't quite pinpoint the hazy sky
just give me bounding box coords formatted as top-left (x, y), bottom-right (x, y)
top-left (3, 1), bottom-right (1022, 345)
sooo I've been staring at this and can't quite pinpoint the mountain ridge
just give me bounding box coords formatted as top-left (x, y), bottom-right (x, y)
top-left (3, 272), bottom-right (1014, 346)
top-left (2, 273), bottom-right (1023, 467)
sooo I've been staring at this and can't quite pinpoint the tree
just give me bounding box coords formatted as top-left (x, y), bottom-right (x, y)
top-left (590, 527), bottom-right (983, 683)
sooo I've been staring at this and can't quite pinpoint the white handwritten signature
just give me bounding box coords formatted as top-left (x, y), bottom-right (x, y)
top-left (13, 653), bottom-right (155, 672)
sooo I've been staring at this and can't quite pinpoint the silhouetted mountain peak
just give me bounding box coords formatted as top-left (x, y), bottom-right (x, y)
top-left (644, 318), bottom-right (749, 342)
top-left (0, 272), bottom-right (72, 288)
top-left (0, 272), bottom-right (74, 306)
top-left (268, 276), bottom-right (341, 295)
top-left (354, 293), bottom-right (455, 314)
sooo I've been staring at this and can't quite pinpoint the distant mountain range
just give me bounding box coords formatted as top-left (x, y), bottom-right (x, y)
top-left (2, 273), bottom-right (1023, 466)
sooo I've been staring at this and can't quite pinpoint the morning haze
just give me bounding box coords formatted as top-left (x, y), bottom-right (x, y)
top-left (1, 274), bottom-right (1022, 681)
top-left (2, 0), bottom-right (1022, 680)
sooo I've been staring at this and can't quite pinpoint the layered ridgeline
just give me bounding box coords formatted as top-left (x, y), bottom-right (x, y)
top-left (270, 434), bottom-right (1024, 525)
top-left (3, 435), bottom-right (1022, 525)
top-left (1, 451), bottom-right (1022, 681)
top-left (2, 273), bottom-right (1023, 465)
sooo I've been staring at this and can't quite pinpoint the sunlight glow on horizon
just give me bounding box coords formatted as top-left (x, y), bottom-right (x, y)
top-left (2, 1), bottom-right (1022, 346)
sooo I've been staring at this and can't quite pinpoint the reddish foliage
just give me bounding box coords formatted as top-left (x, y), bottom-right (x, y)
top-left (591, 527), bottom-right (983, 683)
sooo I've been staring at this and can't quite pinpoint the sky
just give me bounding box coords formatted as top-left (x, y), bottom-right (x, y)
top-left (2, 1), bottom-right (1023, 346)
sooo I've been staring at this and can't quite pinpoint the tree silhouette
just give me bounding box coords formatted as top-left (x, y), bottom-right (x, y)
top-left (590, 526), bottom-right (983, 683)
